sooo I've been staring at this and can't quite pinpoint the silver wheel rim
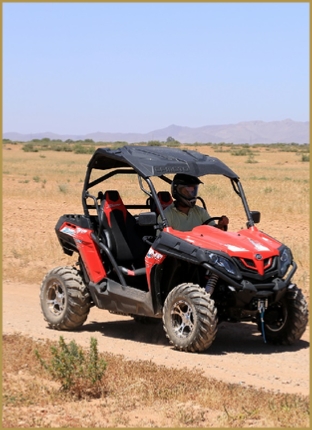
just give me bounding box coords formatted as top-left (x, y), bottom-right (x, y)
top-left (171, 299), bottom-right (194, 338)
top-left (46, 281), bottom-right (66, 316)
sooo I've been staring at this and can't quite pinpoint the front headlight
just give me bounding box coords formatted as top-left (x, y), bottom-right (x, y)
top-left (280, 247), bottom-right (292, 277)
top-left (208, 252), bottom-right (237, 276)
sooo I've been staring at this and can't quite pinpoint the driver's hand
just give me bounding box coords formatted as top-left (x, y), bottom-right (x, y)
top-left (218, 215), bottom-right (229, 230)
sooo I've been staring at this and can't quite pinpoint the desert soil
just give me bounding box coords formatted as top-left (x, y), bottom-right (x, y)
top-left (2, 143), bottom-right (310, 401)
top-left (3, 279), bottom-right (310, 397)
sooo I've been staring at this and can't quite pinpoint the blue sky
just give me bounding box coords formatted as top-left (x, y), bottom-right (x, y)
top-left (3, 2), bottom-right (309, 135)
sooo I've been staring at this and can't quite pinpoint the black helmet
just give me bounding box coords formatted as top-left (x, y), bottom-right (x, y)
top-left (171, 173), bottom-right (203, 208)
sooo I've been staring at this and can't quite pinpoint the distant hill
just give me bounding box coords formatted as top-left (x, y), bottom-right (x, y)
top-left (3, 119), bottom-right (309, 144)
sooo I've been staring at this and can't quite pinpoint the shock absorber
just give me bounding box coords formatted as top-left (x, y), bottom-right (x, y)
top-left (205, 271), bottom-right (219, 295)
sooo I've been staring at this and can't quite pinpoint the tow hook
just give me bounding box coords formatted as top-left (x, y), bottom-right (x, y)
top-left (258, 298), bottom-right (268, 343)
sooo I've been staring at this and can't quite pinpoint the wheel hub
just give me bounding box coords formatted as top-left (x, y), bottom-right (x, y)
top-left (171, 300), bottom-right (194, 338)
top-left (47, 281), bottom-right (65, 316)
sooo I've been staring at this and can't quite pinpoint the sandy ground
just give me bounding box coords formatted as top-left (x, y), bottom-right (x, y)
top-left (2, 144), bottom-right (310, 402)
top-left (3, 279), bottom-right (310, 397)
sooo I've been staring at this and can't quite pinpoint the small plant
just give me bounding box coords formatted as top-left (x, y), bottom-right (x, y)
top-left (231, 148), bottom-right (253, 156)
top-left (301, 154), bottom-right (309, 162)
top-left (35, 336), bottom-right (107, 398)
top-left (33, 175), bottom-right (40, 182)
top-left (11, 248), bottom-right (22, 258)
top-left (246, 154), bottom-right (258, 164)
top-left (58, 184), bottom-right (68, 193)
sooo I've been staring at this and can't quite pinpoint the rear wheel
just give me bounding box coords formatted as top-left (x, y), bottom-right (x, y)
top-left (40, 266), bottom-right (91, 330)
top-left (162, 283), bottom-right (218, 353)
top-left (257, 286), bottom-right (308, 345)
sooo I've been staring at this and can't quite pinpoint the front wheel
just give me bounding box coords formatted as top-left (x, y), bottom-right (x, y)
top-left (257, 286), bottom-right (308, 345)
top-left (40, 266), bottom-right (91, 331)
top-left (162, 283), bottom-right (218, 353)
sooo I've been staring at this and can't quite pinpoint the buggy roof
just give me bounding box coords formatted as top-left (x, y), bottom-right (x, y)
top-left (87, 146), bottom-right (239, 179)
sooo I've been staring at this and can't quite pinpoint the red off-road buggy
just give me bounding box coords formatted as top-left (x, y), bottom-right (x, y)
top-left (40, 146), bottom-right (308, 352)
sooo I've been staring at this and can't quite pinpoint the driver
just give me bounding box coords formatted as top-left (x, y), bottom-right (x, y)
top-left (158, 173), bottom-right (229, 232)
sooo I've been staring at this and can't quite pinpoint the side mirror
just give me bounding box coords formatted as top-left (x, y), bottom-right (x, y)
top-left (250, 211), bottom-right (261, 223)
top-left (137, 212), bottom-right (157, 226)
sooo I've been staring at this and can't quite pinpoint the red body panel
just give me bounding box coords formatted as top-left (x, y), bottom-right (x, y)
top-left (59, 222), bottom-right (106, 283)
top-left (145, 248), bottom-right (166, 290)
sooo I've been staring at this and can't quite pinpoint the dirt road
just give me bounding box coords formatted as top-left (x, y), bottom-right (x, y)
top-left (3, 279), bottom-right (309, 397)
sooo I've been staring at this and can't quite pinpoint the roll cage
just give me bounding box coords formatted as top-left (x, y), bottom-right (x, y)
top-left (82, 146), bottom-right (258, 229)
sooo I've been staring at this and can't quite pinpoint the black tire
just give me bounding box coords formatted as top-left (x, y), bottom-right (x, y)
top-left (162, 283), bottom-right (218, 353)
top-left (40, 266), bottom-right (91, 331)
top-left (257, 286), bottom-right (308, 345)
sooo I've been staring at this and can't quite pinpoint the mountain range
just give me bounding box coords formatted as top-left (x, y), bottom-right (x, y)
top-left (3, 119), bottom-right (309, 144)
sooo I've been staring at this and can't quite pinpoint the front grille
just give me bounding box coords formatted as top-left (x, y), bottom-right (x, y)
top-left (233, 256), bottom-right (279, 280)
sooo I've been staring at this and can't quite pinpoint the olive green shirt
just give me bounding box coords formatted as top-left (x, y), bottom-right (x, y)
top-left (159, 203), bottom-right (214, 232)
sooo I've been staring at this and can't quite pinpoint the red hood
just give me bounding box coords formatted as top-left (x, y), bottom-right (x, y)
top-left (164, 225), bottom-right (282, 275)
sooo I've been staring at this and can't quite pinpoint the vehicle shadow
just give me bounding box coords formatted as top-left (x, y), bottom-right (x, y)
top-left (206, 322), bottom-right (309, 356)
top-left (78, 318), bottom-right (309, 355)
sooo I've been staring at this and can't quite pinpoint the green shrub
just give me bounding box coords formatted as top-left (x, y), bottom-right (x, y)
top-left (301, 154), bottom-right (309, 162)
top-left (231, 148), bottom-right (253, 156)
top-left (22, 143), bottom-right (38, 152)
top-left (53, 144), bottom-right (73, 152)
top-left (35, 336), bottom-right (107, 398)
top-left (73, 144), bottom-right (95, 154)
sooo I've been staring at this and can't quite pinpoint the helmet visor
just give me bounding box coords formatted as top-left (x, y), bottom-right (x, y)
top-left (177, 184), bottom-right (198, 200)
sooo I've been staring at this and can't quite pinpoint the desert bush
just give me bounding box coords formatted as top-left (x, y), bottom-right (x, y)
top-left (231, 147), bottom-right (253, 156)
top-left (301, 154), bottom-right (309, 162)
top-left (35, 336), bottom-right (107, 398)
top-left (53, 144), bottom-right (73, 152)
top-left (22, 143), bottom-right (38, 152)
top-left (73, 144), bottom-right (96, 154)
top-left (246, 154), bottom-right (258, 163)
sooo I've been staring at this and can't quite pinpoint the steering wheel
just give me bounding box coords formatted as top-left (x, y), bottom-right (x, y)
top-left (202, 216), bottom-right (228, 231)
